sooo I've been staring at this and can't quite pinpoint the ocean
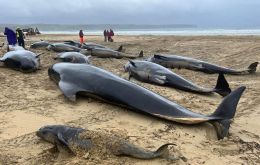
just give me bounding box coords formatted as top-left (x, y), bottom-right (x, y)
top-left (1, 24), bottom-right (260, 36)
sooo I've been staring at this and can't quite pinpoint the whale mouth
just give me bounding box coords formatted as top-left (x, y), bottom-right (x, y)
top-left (48, 65), bottom-right (61, 84)
top-left (123, 62), bottom-right (131, 72)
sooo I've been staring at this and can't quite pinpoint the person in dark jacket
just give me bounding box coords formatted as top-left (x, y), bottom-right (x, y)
top-left (79, 30), bottom-right (84, 44)
top-left (103, 29), bottom-right (108, 42)
top-left (16, 27), bottom-right (25, 48)
top-left (4, 27), bottom-right (17, 51)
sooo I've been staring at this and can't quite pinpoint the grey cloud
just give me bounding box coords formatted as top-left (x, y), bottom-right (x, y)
top-left (0, 0), bottom-right (260, 27)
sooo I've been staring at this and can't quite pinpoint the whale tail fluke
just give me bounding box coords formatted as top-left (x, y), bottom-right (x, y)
top-left (247, 62), bottom-right (258, 73)
top-left (154, 143), bottom-right (175, 158)
top-left (210, 86), bottom-right (246, 139)
top-left (214, 73), bottom-right (231, 97)
top-left (118, 143), bottom-right (177, 159)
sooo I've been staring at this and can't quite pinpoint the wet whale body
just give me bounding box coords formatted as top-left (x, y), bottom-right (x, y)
top-left (63, 40), bottom-right (105, 49)
top-left (63, 40), bottom-right (123, 52)
top-left (47, 43), bottom-right (82, 52)
top-left (148, 54), bottom-right (259, 75)
top-left (30, 41), bottom-right (50, 49)
top-left (80, 48), bottom-right (143, 59)
top-left (0, 50), bottom-right (41, 73)
top-left (47, 42), bottom-right (125, 56)
top-left (48, 63), bottom-right (246, 139)
top-left (36, 125), bottom-right (180, 160)
top-left (53, 52), bottom-right (91, 64)
top-left (124, 60), bottom-right (231, 97)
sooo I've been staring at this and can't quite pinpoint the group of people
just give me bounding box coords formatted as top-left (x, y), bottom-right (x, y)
top-left (103, 29), bottom-right (114, 42)
top-left (4, 27), bottom-right (25, 51)
top-left (4, 27), bottom-right (115, 51)
top-left (78, 29), bottom-right (115, 44)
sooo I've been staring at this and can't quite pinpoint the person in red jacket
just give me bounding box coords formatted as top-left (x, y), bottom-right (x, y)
top-left (109, 29), bottom-right (114, 42)
top-left (79, 30), bottom-right (84, 44)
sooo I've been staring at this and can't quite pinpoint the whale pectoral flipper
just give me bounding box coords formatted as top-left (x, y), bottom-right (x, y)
top-left (129, 60), bottom-right (136, 67)
top-left (55, 132), bottom-right (75, 154)
top-left (59, 81), bottom-right (78, 101)
top-left (151, 75), bottom-right (167, 85)
top-left (57, 132), bottom-right (69, 146)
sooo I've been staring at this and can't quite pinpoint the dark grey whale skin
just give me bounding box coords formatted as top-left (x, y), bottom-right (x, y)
top-left (80, 48), bottom-right (142, 59)
top-left (48, 63), bottom-right (246, 139)
top-left (148, 54), bottom-right (258, 75)
top-left (63, 40), bottom-right (108, 50)
top-left (36, 125), bottom-right (176, 160)
top-left (53, 52), bottom-right (90, 64)
top-left (124, 60), bottom-right (231, 97)
top-left (30, 41), bottom-right (50, 49)
top-left (47, 43), bottom-right (82, 52)
top-left (0, 50), bottom-right (41, 73)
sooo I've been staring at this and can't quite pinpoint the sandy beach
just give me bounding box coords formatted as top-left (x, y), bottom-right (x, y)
top-left (0, 34), bottom-right (259, 164)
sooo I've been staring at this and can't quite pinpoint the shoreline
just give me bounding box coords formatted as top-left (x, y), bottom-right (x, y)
top-left (3, 32), bottom-right (260, 37)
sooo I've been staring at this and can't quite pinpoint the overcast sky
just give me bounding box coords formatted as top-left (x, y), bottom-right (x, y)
top-left (1, 0), bottom-right (260, 27)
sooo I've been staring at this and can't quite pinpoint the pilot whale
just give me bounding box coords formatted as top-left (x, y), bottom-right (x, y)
top-left (124, 60), bottom-right (231, 96)
top-left (48, 63), bottom-right (246, 139)
top-left (148, 54), bottom-right (258, 75)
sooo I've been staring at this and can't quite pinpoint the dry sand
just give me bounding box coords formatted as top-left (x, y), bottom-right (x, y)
top-left (0, 34), bottom-right (259, 165)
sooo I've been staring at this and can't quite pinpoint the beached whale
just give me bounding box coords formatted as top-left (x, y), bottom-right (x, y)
top-left (62, 40), bottom-right (123, 52)
top-left (30, 41), bottom-right (50, 49)
top-left (0, 50), bottom-right (41, 72)
top-left (80, 48), bottom-right (143, 59)
top-left (148, 54), bottom-right (258, 75)
top-left (62, 40), bottom-right (83, 48)
top-left (53, 52), bottom-right (91, 64)
top-left (48, 63), bottom-right (246, 139)
top-left (8, 45), bottom-right (25, 51)
top-left (47, 43), bottom-right (82, 52)
top-left (124, 60), bottom-right (231, 96)
top-left (36, 125), bottom-right (182, 160)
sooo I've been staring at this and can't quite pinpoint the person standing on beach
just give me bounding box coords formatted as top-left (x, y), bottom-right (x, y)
top-left (79, 30), bottom-right (84, 44)
top-left (108, 29), bottom-right (114, 42)
top-left (16, 27), bottom-right (25, 48)
top-left (103, 29), bottom-right (108, 42)
top-left (4, 27), bottom-right (17, 51)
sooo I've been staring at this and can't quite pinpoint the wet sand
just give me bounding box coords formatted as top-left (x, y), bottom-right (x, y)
top-left (0, 34), bottom-right (259, 164)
